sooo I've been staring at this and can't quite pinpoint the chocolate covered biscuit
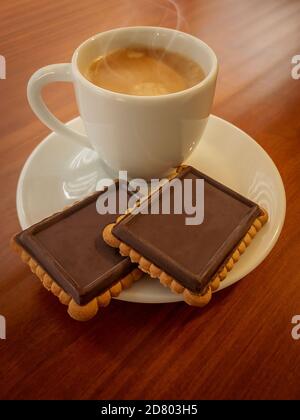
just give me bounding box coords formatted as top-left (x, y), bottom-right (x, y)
top-left (103, 166), bottom-right (268, 307)
top-left (11, 184), bottom-right (142, 321)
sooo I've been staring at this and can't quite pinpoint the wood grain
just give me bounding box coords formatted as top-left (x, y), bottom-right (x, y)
top-left (0, 0), bottom-right (300, 400)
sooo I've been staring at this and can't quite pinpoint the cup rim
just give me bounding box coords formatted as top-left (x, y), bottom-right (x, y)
top-left (72, 26), bottom-right (218, 100)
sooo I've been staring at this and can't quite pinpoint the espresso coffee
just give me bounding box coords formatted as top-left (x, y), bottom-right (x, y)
top-left (84, 47), bottom-right (205, 96)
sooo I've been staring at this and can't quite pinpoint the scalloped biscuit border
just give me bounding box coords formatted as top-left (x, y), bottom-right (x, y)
top-left (103, 209), bottom-right (268, 308)
top-left (11, 238), bottom-right (142, 321)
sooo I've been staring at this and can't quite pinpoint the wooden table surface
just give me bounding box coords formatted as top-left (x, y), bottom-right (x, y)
top-left (0, 0), bottom-right (299, 400)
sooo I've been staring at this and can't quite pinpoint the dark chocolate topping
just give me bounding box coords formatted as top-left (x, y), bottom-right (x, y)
top-left (15, 184), bottom-right (135, 305)
top-left (113, 166), bottom-right (261, 294)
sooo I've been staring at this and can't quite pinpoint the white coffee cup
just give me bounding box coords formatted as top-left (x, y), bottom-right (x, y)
top-left (27, 26), bottom-right (218, 179)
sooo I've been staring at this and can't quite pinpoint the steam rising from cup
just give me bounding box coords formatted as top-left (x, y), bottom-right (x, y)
top-left (95, 0), bottom-right (189, 88)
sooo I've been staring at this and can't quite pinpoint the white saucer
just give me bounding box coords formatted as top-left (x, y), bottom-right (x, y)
top-left (17, 115), bottom-right (286, 303)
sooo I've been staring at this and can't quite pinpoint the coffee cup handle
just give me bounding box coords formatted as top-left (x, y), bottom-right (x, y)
top-left (27, 63), bottom-right (92, 149)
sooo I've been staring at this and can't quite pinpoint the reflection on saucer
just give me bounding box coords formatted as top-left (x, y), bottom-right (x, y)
top-left (62, 148), bottom-right (99, 199)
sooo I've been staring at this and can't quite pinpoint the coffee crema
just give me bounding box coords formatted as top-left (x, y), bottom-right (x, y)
top-left (84, 47), bottom-right (205, 96)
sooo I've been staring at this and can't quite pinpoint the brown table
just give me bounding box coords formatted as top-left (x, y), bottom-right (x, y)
top-left (0, 0), bottom-right (299, 400)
